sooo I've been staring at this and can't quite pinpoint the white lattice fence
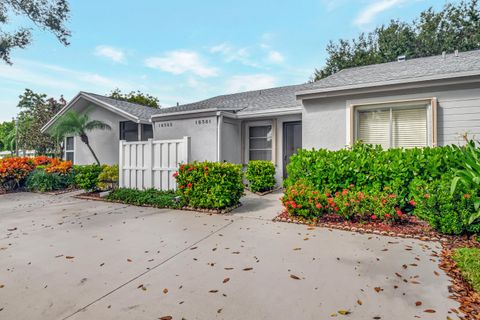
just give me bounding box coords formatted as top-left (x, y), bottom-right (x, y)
top-left (119, 137), bottom-right (190, 190)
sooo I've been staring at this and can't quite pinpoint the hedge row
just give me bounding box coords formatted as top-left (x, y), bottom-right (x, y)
top-left (0, 156), bottom-right (118, 193)
top-left (284, 143), bottom-right (479, 234)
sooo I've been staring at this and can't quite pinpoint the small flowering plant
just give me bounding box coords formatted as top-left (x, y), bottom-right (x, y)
top-left (283, 182), bottom-right (406, 224)
top-left (281, 179), bottom-right (326, 218)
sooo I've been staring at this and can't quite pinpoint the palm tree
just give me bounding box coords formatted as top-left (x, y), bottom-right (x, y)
top-left (50, 110), bottom-right (111, 165)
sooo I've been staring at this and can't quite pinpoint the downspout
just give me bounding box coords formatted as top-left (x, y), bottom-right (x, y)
top-left (217, 112), bottom-right (223, 162)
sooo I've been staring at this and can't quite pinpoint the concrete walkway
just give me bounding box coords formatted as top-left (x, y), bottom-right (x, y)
top-left (0, 191), bottom-right (460, 320)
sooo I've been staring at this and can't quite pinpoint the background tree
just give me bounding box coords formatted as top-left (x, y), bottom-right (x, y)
top-left (109, 89), bottom-right (161, 108)
top-left (50, 110), bottom-right (111, 165)
top-left (1, 0), bottom-right (71, 64)
top-left (313, 0), bottom-right (480, 80)
top-left (16, 89), bottom-right (65, 154)
top-left (0, 120), bottom-right (15, 153)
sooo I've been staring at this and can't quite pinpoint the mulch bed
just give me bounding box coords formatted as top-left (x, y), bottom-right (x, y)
top-left (274, 210), bottom-right (444, 241)
top-left (274, 210), bottom-right (480, 319)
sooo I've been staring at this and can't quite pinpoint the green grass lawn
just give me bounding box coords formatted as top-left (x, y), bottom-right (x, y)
top-left (452, 247), bottom-right (480, 292)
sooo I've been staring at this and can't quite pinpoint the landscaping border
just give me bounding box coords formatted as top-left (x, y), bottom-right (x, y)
top-left (273, 212), bottom-right (445, 242)
top-left (250, 186), bottom-right (283, 196)
top-left (74, 192), bottom-right (242, 214)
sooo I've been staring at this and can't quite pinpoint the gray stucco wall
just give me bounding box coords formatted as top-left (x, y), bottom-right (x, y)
top-left (153, 116), bottom-right (218, 162)
top-left (71, 104), bottom-right (126, 165)
top-left (302, 83), bottom-right (480, 150)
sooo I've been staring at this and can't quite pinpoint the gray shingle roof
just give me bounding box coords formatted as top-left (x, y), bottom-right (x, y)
top-left (82, 92), bottom-right (159, 121)
top-left (302, 49), bottom-right (480, 93)
top-left (153, 83), bottom-right (310, 116)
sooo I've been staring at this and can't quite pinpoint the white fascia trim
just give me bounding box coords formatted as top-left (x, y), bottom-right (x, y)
top-left (296, 70), bottom-right (480, 99)
top-left (151, 107), bottom-right (238, 119)
top-left (233, 107), bottom-right (302, 119)
top-left (81, 93), bottom-right (141, 123)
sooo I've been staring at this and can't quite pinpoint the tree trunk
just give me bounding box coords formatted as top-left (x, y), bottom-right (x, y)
top-left (80, 133), bottom-right (101, 165)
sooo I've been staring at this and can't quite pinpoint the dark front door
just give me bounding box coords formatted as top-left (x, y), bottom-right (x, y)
top-left (283, 121), bottom-right (302, 178)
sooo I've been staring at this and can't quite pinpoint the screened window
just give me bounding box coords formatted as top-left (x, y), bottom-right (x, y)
top-left (141, 124), bottom-right (153, 141)
top-left (120, 121), bottom-right (138, 141)
top-left (65, 136), bottom-right (74, 163)
top-left (357, 104), bottom-right (428, 148)
top-left (249, 125), bottom-right (272, 161)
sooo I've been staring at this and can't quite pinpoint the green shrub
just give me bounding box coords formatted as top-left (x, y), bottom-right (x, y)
top-left (410, 175), bottom-right (480, 235)
top-left (245, 160), bottom-right (276, 193)
top-left (97, 164), bottom-right (119, 190)
top-left (285, 143), bottom-right (461, 200)
top-left (106, 188), bottom-right (181, 208)
top-left (283, 143), bottom-right (480, 232)
top-left (74, 164), bottom-right (104, 192)
top-left (450, 141), bottom-right (480, 225)
top-left (452, 248), bottom-right (480, 292)
top-left (174, 162), bottom-right (244, 209)
top-left (26, 169), bottom-right (75, 192)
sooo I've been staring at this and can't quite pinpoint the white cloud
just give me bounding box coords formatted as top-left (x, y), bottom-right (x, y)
top-left (209, 43), bottom-right (258, 67)
top-left (94, 45), bottom-right (126, 63)
top-left (267, 50), bottom-right (284, 63)
top-left (145, 50), bottom-right (218, 77)
top-left (225, 74), bottom-right (276, 93)
top-left (354, 0), bottom-right (405, 26)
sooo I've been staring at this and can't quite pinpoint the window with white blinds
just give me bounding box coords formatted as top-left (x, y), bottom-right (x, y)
top-left (357, 104), bottom-right (428, 148)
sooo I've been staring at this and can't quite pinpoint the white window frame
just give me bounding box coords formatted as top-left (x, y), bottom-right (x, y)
top-left (245, 120), bottom-right (274, 163)
top-left (64, 136), bottom-right (75, 163)
top-left (348, 98), bottom-right (437, 148)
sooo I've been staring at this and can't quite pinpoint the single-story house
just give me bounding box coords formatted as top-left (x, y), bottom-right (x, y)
top-left (297, 49), bottom-right (480, 150)
top-left (41, 92), bottom-right (157, 165)
top-left (44, 49), bottom-right (480, 184)
top-left (151, 50), bottom-right (480, 182)
top-left (151, 84), bottom-right (308, 181)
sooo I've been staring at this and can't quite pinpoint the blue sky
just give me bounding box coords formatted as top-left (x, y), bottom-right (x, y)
top-left (0, 0), bottom-right (456, 121)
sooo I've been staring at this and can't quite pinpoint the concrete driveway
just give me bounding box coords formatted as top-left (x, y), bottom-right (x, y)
top-left (0, 191), bottom-right (460, 320)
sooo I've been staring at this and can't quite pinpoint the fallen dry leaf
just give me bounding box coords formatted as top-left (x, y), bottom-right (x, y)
top-left (293, 248), bottom-right (302, 251)
top-left (290, 274), bottom-right (301, 280)
top-left (209, 289), bottom-right (218, 293)
top-left (158, 316), bottom-right (172, 320)
top-left (65, 256), bottom-right (74, 259)
top-left (374, 287), bottom-right (383, 293)
top-left (338, 310), bottom-right (351, 315)
top-left (163, 288), bottom-right (168, 294)
top-left (243, 267), bottom-right (253, 271)
top-left (223, 278), bottom-right (230, 284)
top-left (423, 309), bottom-right (436, 313)
top-left (415, 301), bottom-right (422, 306)
top-left (357, 299), bottom-right (362, 305)
top-left (127, 258), bottom-right (132, 262)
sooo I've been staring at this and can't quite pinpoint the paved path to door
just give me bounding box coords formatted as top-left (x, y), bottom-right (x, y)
top-left (0, 191), bottom-right (460, 319)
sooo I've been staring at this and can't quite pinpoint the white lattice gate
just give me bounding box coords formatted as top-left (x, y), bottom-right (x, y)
top-left (119, 137), bottom-right (190, 190)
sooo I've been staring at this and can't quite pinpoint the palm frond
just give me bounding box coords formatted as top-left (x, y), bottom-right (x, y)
top-left (84, 120), bottom-right (111, 131)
